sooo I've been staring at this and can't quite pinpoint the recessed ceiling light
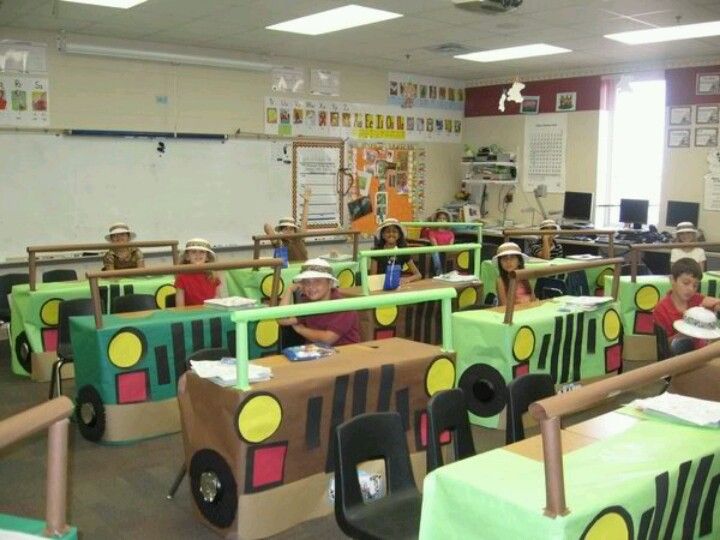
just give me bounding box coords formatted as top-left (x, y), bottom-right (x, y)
top-left (605, 20), bottom-right (720, 44)
top-left (266, 4), bottom-right (402, 36)
top-left (60, 0), bottom-right (147, 7)
top-left (454, 44), bottom-right (571, 62)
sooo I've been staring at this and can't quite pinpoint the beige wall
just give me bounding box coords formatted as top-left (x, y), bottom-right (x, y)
top-left (0, 27), bottom-right (459, 217)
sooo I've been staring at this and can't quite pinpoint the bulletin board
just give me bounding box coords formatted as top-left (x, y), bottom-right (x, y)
top-left (348, 144), bottom-right (420, 235)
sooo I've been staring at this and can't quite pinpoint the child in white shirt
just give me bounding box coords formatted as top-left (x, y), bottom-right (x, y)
top-left (670, 221), bottom-right (705, 270)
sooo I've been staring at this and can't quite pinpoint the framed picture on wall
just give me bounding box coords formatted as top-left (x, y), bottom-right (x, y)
top-left (695, 127), bottom-right (718, 147)
top-left (696, 105), bottom-right (719, 124)
top-left (555, 92), bottom-right (576, 112)
top-left (667, 128), bottom-right (691, 148)
top-left (696, 73), bottom-right (720, 95)
top-left (669, 106), bottom-right (692, 126)
top-left (462, 203), bottom-right (481, 222)
top-left (521, 96), bottom-right (540, 114)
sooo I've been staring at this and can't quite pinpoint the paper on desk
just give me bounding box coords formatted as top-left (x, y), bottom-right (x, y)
top-left (190, 359), bottom-right (272, 384)
top-left (631, 392), bottom-right (720, 427)
top-left (558, 296), bottom-right (613, 307)
top-left (566, 254), bottom-right (602, 260)
top-left (432, 271), bottom-right (480, 283)
top-left (203, 296), bottom-right (259, 310)
top-left (320, 253), bottom-right (353, 262)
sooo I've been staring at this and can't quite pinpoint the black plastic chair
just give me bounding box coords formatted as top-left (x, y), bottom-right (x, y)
top-left (621, 263), bottom-right (650, 276)
top-left (42, 269), bottom-right (78, 283)
top-left (670, 336), bottom-right (695, 356)
top-left (505, 373), bottom-right (556, 445)
top-left (534, 277), bottom-right (566, 300)
top-left (0, 273), bottom-right (29, 322)
top-left (654, 324), bottom-right (671, 361)
top-left (334, 412), bottom-right (422, 540)
top-left (426, 389), bottom-right (475, 473)
top-left (111, 294), bottom-right (157, 314)
top-left (48, 298), bottom-right (95, 399)
top-left (167, 347), bottom-right (231, 500)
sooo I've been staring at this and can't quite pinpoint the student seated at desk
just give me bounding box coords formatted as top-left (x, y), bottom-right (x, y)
top-left (102, 222), bottom-right (144, 271)
top-left (174, 239), bottom-right (222, 307)
top-left (671, 221), bottom-right (705, 270)
top-left (421, 209), bottom-right (455, 246)
top-left (264, 186), bottom-right (312, 262)
top-left (370, 218), bottom-right (422, 285)
top-left (278, 259), bottom-right (360, 346)
top-left (494, 242), bottom-right (536, 306)
top-left (653, 258), bottom-right (720, 348)
top-left (528, 219), bottom-right (564, 260)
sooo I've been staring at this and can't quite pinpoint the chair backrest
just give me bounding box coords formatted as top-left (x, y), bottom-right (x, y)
top-left (42, 269), bottom-right (78, 283)
top-left (541, 286), bottom-right (565, 299)
top-left (58, 298), bottom-right (96, 350)
top-left (164, 293), bottom-right (176, 308)
top-left (111, 294), bottom-right (157, 314)
top-left (670, 336), bottom-right (695, 357)
top-left (534, 277), bottom-right (566, 299)
top-left (426, 389), bottom-right (475, 473)
top-left (334, 412), bottom-right (418, 535)
top-left (621, 263), bottom-right (650, 276)
top-left (505, 373), bottom-right (556, 445)
top-left (565, 270), bottom-right (590, 296)
top-left (654, 324), bottom-right (670, 361)
top-left (0, 273), bottom-right (30, 311)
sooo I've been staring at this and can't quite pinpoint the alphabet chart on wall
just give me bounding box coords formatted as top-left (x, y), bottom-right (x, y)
top-left (523, 113), bottom-right (567, 193)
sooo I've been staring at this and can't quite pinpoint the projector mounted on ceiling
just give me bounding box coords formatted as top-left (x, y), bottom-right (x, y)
top-left (452, 0), bottom-right (523, 14)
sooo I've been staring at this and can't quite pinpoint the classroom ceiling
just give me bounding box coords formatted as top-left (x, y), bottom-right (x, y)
top-left (2, 0), bottom-right (720, 81)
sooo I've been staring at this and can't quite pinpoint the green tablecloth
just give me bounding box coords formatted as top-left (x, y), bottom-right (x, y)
top-left (0, 514), bottom-right (77, 539)
top-left (8, 276), bottom-right (175, 376)
top-left (226, 261), bottom-right (359, 301)
top-left (420, 414), bottom-right (720, 539)
top-left (604, 274), bottom-right (720, 337)
top-left (480, 257), bottom-right (613, 302)
top-left (452, 299), bottom-right (623, 428)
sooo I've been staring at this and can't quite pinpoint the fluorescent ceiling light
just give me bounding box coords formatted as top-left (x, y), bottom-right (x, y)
top-left (60, 0), bottom-right (148, 7)
top-left (455, 43), bottom-right (571, 62)
top-left (59, 42), bottom-right (275, 72)
top-left (266, 4), bottom-right (402, 36)
top-left (605, 20), bottom-right (720, 45)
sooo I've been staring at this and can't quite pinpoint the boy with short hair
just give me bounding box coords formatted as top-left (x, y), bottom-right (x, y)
top-left (278, 258), bottom-right (360, 346)
top-left (653, 257), bottom-right (720, 343)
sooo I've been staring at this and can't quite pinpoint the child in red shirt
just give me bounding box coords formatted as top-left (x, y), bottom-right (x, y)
top-left (175, 239), bottom-right (222, 307)
top-left (653, 257), bottom-right (720, 345)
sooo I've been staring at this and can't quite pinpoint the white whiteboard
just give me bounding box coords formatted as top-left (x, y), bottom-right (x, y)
top-left (0, 133), bottom-right (295, 260)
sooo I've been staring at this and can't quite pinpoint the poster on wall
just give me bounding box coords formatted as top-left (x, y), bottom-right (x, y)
top-left (264, 96), bottom-right (462, 142)
top-left (387, 72), bottom-right (464, 111)
top-left (705, 149), bottom-right (720, 211)
top-left (522, 113), bottom-right (567, 193)
top-left (293, 141), bottom-right (343, 227)
top-left (0, 75), bottom-right (49, 127)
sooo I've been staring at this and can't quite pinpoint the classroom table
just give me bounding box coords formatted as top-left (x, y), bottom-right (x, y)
top-left (179, 338), bottom-right (456, 539)
top-left (339, 278), bottom-right (484, 344)
top-left (419, 408), bottom-right (720, 539)
top-left (480, 256), bottom-right (613, 303)
top-left (453, 298), bottom-right (623, 429)
top-left (69, 305), bottom-right (281, 443)
top-left (226, 260), bottom-right (358, 300)
top-left (8, 276), bottom-right (175, 378)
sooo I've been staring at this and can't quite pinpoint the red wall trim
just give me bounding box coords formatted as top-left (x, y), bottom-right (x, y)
top-left (665, 65), bottom-right (720, 106)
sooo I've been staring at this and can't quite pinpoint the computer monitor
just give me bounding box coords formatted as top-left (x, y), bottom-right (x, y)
top-left (619, 198), bottom-right (649, 229)
top-left (665, 200), bottom-right (699, 227)
top-left (562, 191), bottom-right (593, 222)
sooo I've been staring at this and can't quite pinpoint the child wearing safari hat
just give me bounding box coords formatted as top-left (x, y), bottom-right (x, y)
top-left (102, 222), bottom-right (144, 271)
top-left (278, 258), bottom-right (360, 346)
top-left (370, 218), bottom-right (422, 284)
top-left (494, 242), bottom-right (535, 306)
top-left (174, 238), bottom-right (222, 307)
top-left (671, 221), bottom-right (705, 270)
top-left (529, 219), bottom-right (564, 260)
top-left (264, 186), bottom-right (312, 262)
top-left (421, 209), bottom-right (455, 247)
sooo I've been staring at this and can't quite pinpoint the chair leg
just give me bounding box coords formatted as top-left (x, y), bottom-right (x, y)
top-left (166, 464), bottom-right (187, 499)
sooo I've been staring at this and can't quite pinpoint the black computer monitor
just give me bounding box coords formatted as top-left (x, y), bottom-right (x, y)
top-left (665, 200), bottom-right (699, 227)
top-left (562, 191), bottom-right (593, 222)
top-left (619, 198), bottom-right (649, 229)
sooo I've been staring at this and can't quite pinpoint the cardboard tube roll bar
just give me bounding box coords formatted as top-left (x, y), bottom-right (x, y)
top-left (629, 241), bottom-right (720, 281)
top-left (529, 342), bottom-right (720, 518)
top-left (27, 241), bottom-right (180, 290)
top-left (86, 258), bottom-right (283, 329)
top-left (0, 397), bottom-right (74, 537)
top-left (251, 229), bottom-right (361, 261)
top-left (504, 257), bottom-right (623, 324)
top-left (502, 228), bottom-right (617, 258)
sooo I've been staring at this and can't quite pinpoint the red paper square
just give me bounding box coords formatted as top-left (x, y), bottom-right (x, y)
top-left (605, 344), bottom-right (622, 373)
top-left (42, 328), bottom-right (58, 352)
top-left (116, 371), bottom-right (148, 404)
top-left (513, 363), bottom-right (530, 379)
top-left (252, 444), bottom-right (287, 488)
top-left (634, 312), bottom-right (655, 335)
top-left (374, 329), bottom-right (395, 340)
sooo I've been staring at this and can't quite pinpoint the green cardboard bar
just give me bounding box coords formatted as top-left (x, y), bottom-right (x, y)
top-left (0, 514), bottom-right (78, 539)
top-left (604, 274), bottom-right (720, 338)
top-left (225, 261), bottom-right (358, 301)
top-left (453, 299), bottom-right (623, 428)
top-left (481, 257), bottom-right (613, 303)
top-left (419, 414), bottom-right (720, 539)
top-left (70, 306), bottom-right (280, 444)
top-left (9, 276), bottom-right (175, 377)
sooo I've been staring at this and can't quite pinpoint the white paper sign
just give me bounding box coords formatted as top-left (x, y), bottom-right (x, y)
top-left (523, 113), bottom-right (567, 193)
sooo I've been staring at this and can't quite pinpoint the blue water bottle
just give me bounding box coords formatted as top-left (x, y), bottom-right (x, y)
top-left (273, 245), bottom-right (289, 268)
top-left (383, 256), bottom-right (401, 290)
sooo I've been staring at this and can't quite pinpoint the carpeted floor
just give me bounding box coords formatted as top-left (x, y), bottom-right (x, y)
top-left (0, 337), bottom-right (661, 539)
